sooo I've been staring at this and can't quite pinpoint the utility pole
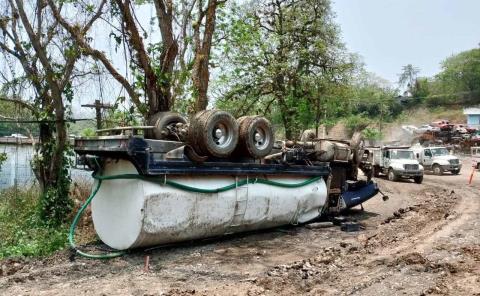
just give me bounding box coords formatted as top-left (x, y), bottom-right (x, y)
top-left (81, 100), bottom-right (114, 129)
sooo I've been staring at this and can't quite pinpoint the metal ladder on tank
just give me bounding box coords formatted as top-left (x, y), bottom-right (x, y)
top-left (228, 176), bottom-right (249, 230)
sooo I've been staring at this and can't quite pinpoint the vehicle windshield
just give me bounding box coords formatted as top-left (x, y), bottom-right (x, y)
top-left (390, 150), bottom-right (415, 160)
top-left (431, 148), bottom-right (449, 156)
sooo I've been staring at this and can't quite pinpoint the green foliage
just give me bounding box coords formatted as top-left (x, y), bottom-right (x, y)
top-left (81, 127), bottom-right (96, 137)
top-left (344, 114), bottom-right (372, 132)
top-left (0, 188), bottom-right (68, 259)
top-left (405, 77), bottom-right (431, 107)
top-left (0, 152), bottom-right (6, 169)
top-left (362, 127), bottom-right (383, 140)
top-left (436, 48), bottom-right (480, 94)
top-left (38, 171), bottom-right (72, 225)
top-left (214, 0), bottom-right (358, 138)
top-left (0, 100), bottom-right (38, 137)
top-left (31, 143), bottom-right (73, 226)
top-left (398, 64), bottom-right (420, 89)
top-left (408, 48), bottom-right (480, 108)
top-left (104, 109), bottom-right (140, 128)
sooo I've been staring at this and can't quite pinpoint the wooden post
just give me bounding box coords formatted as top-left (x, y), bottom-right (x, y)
top-left (81, 100), bottom-right (114, 129)
top-left (468, 163), bottom-right (476, 185)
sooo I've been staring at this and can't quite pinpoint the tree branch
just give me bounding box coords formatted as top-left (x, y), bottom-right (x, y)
top-left (0, 95), bottom-right (36, 112)
top-left (47, 0), bottom-right (144, 115)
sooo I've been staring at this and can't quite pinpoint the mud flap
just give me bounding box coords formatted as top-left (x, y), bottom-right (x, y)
top-left (340, 181), bottom-right (379, 210)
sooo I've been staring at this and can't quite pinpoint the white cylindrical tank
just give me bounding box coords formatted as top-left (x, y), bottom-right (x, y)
top-left (91, 159), bottom-right (328, 250)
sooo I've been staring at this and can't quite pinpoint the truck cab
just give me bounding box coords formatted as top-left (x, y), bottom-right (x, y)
top-left (412, 146), bottom-right (461, 175)
top-left (371, 147), bottom-right (424, 183)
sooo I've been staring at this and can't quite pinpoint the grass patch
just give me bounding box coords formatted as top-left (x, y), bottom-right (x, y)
top-left (0, 187), bottom-right (68, 259)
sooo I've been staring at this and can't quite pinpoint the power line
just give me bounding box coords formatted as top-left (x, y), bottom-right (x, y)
top-left (0, 118), bottom-right (95, 124)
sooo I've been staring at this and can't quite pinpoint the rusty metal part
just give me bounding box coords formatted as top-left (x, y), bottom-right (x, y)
top-left (264, 152), bottom-right (283, 160)
top-left (96, 126), bottom-right (154, 136)
top-left (184, 145), bottom-right (208, 163)
top-left (148, 112), bottom-right (187, 141)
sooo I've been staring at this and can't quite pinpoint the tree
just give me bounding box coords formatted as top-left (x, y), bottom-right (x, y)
top-left (419, 48), bottom-right (480, 106)
top-left (436, 48), bottom-right (480, 94)
top-left (50, 0), bottom-right (223, 119)
top-left (191, 0), bottom-right (225, 112)
top-left (49, 0), bottom-right (173, 120)
top-left (349, 71), bottom-right (399, 131)
top-left (215, 0), bottom-right (355, 139)
top-left (0, 0), bottom-right (102, 224)
top-left (398, 64), bottom-right (420, 92)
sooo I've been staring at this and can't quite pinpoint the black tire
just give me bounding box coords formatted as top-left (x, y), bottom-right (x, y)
top-left (414, 176), bottom-right (423, 184)
top-left (350, 132), bottom-right (365, 165)
top-left (235, 116), bottom-right (274, 158)
top-left (387, 169), bottom-right (398, 182)
top-left (148, 112), bottom-right (187, 140)
top-left (188, 110), bottom-right (239, 158)
top-left (433, 164), bottom-right (443, 175)
top-left (451, 169), bottom-right (460, 175)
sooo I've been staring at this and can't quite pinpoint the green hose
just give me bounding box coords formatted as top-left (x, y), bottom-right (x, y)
top-left (94, 173), bottom-right (322, 193)
top-left (69, 179), bottom-right (125, 259)
top-left (69, 173), bottom-right (322, 259)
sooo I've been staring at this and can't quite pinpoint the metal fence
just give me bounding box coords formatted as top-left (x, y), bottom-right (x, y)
top-left (0, 144), bottom-right (91, 190)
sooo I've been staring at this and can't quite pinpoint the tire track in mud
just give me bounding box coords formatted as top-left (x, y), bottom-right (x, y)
top-left (248, 177), bottom-right (479, 296)
top-left (345, 177), bottom-right (480, 295)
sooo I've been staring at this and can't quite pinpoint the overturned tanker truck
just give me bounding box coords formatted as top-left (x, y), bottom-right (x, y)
top-left (73, 110), bottom-right (380, 254)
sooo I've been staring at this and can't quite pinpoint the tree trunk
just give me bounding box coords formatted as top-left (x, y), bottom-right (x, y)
top-left (36, 92), bottom-right (71, 223)
top-left (275, 90), bottom-right (294, 140)
top-left (192, 0), bottom-right (219, 113)
top-left (35, 122), bottom-right (52, 192)
top-left (192, 53), bottom-right (210, 112)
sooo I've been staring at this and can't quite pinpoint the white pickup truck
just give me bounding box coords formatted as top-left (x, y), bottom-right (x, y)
top-left (411, 145), bottom-right (461, 175)
top-left (369, 146), bottom-right (424, 183)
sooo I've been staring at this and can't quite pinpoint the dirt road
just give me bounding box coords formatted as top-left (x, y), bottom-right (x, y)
top-left (1, 158), bottom-right (479, 295)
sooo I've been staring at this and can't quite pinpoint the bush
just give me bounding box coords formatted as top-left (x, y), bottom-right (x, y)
top-left (362, 127), bottom-right (383, 140)
top-left (0, 188), bottom-right (68, 259)
top-left (344, 114), bottom-right (372, 133)
top-left (0, 152), bottom-right (6, 169)
top-left (81, 128), bottom-right (96, 137)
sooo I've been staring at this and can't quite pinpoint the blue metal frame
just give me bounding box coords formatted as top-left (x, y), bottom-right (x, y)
top-left (75, 136), bottom-right (331, 177)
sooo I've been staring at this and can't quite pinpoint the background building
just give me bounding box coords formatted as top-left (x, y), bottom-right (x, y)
top-left (464, 107), bottom-right (480, 129)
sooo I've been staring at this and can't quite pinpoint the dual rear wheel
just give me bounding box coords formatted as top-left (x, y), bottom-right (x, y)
top-left (187, 111), bottom-right (274, 159)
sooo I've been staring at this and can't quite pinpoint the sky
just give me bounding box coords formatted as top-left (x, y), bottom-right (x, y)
top-left (331, 0), bottom-right (480, 86)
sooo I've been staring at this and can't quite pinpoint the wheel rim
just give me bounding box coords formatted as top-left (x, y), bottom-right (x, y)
top-left (252, 127), bottom-right (271, 150)
top-left (212, 122), bottom-right (233, 149)
top-left (434, 166), bottom-right (440, 174)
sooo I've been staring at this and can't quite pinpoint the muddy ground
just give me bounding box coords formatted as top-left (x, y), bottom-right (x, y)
top-left (1, 158), bottom-right (479, 295)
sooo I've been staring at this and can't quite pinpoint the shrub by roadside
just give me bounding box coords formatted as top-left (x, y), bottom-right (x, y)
top-left (0, 176), bottom-right (96, 259)
top-left (0, 188), bottom-right (67, 259)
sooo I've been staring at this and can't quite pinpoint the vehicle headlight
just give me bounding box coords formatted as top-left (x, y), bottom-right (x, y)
top-left (419, 165), bottom-right (424, 171)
